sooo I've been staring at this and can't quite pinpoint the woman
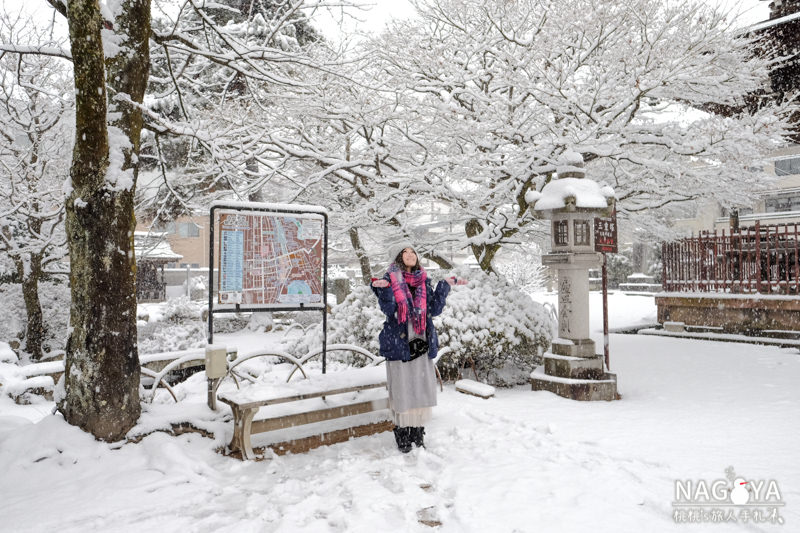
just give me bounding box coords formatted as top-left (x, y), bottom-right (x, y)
top-left (371, 242), bottom-right (466, 452)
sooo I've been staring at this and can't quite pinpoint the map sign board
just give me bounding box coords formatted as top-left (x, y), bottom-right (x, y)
top-left (594, 213), bottom-right (618, 254)
top-left (216, 210), bottom-right (325, 308)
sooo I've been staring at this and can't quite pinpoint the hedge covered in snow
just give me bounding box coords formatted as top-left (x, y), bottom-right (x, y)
top-left (285, 285), bottom-right (384, 367)
top-left (287, 270), bottom-right (555, 386)
top-left (433, 269), bottom-right (555, 385)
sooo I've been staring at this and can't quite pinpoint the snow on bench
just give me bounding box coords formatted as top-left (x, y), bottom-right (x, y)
top-left (0, 360), bottom-right (65, 403)
top-left (217, 366), bottom-right (391, 459)
top-left (455, 379), bottom-right (496, 399)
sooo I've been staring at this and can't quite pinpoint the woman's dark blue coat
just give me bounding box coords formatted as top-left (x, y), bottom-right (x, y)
top-left (371, 273), bottom-right (451, 362)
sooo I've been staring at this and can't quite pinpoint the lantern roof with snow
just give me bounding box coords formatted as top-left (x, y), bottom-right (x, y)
top-left (525, 152), bottom-right (615, 215)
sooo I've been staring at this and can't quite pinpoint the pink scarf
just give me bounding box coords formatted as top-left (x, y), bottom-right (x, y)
top-left (388, 264), bottom-right (427, 335)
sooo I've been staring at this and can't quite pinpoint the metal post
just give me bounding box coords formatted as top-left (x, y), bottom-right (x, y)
top-left (755, 220), bottom-right (762, 294)
top-left (602, 252), bottom-right (610, 371)
top-left (207, 377), bottom-right (219, 410)
top-left (208, 207), bottom-right (215, 345)
top-left (322, 213), bottom-right (328, 374)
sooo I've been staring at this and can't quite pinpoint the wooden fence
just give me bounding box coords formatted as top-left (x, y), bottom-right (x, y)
top-left (662, 221), bottom-right (800, 294)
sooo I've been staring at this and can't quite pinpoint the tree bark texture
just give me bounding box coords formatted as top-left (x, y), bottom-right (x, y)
top-left (465, 218), bottom-right (498, 274)
top-left (17, 255), bottom-right (44, 361)
top-left (348, 227), bottom-right (373, 284)
top-left (59, 0), bottom-right (150, 441)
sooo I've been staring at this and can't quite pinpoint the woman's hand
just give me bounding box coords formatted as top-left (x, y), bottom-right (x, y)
top-left (446, 276), bottom-right (468, 286)
top-left (372, 279), bottom-right (390, 288)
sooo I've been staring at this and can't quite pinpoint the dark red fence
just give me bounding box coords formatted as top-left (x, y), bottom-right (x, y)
top-left (662, 221), bottom-right (800, 294)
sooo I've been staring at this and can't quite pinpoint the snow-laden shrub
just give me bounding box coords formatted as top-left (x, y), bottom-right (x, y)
top-left (285, 285), bottom-right (382, 365)
top-left (137, 321), bottom-right (206, 354)
top-left (434, 269), bottom-right (554, 386)
top-left (247, 312), bottom-right (273, 333)
top-left (185, 275), bottom-right (208, 300)
top-left (494, 247), bottom-right (548, 294)
top-left (287, 271), bottom-right (554, 385)
top-left (137, 297), bottom-right (207, 354)
top-left (162, 296), bottom-right (203, 322)
top-left (0, 341), bottom-right (18, 363)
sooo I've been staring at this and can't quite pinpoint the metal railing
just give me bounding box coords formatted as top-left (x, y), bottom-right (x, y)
top-left (662, 221), bottom-right (800, 294)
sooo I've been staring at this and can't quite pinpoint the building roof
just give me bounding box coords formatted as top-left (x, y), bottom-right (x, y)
top-left (748, 10), bottom-right (800, 33)
top-left (133, 232), bottom-right (183, 262)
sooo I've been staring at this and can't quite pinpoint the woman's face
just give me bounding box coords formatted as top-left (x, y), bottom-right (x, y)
top-left (401, 248), bottom-right (417, 269)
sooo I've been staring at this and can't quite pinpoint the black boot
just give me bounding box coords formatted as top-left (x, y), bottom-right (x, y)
top-left (410, 427), bottom-right (425, 448)
top-left (393, 427), bottom-right (412, 453)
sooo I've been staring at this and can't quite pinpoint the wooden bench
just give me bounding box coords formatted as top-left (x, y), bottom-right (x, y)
top-left (1, 360), bottom-right (65, 403)
top-left (217, 365), bottom-right (391, 460)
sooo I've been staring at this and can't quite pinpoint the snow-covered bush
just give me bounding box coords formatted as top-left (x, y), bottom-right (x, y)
top-left (287, 271), bottom-right (554, 385)
top-left (0, 341), bottom-right (18, 364)
top-left (185, 275), bottom-right (208, 301)
top-left (247, 312), bottom-right (273, 333)
top-left (137, 297), bottom-right (207, 354)
top-left (285, 285), bottom-right (383, 365)
top-left (162, 296), bottom-right (203, 322)
top-left (434, 269), bottom-right (554, 386)
top-left (494, 246), bottom-right (548, 295)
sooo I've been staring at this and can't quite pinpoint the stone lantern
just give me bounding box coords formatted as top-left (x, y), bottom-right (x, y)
top-left (526, 153), bottom-right (619, 401)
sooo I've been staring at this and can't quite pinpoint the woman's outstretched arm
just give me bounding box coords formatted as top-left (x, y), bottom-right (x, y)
top-left (372, 278), bottom-right (397, 317)
top-left (428, 280), bottom-right (451, 317)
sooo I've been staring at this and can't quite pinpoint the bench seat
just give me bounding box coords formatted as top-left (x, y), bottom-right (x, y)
top-left (218, 366), bottom-right (391, 459)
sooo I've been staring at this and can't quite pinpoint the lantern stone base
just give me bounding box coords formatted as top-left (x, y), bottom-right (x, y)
top-left (551, 337), bottom-right (596, 358)
top-left (543, 352), bottom-right (605, 380)
top-left (531, 365), bottom-right (618, 401)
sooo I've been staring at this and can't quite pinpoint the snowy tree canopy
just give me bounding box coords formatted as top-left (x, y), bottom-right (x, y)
top-left (0, 11), bottom-right (71, 360)
top-left (241, 0), bottom-right (798, 271)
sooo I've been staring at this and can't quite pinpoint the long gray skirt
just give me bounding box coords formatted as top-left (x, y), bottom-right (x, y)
top-left (386, 355), bottom-right (437, 426)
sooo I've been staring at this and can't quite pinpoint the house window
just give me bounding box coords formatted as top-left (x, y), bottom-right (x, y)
top-left (554, 220), bottom-right (569, 246)
top-left (775, 157), bottom-right (800, 176)
top-left (178, 222), bottom-right (200, 238)
top-left (152, 221), bottom-right (176, 234)
top-left (765, 194), bottom-right (800, 213)
top-left (574, 220), bottom-right (590, 246)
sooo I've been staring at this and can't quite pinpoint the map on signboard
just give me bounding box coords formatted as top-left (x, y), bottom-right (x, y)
top-left (217, 211), bottom-right (324, 307)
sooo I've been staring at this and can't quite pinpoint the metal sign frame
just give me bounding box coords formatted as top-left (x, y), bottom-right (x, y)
top-left (208, 203), bottom-right (329, 372)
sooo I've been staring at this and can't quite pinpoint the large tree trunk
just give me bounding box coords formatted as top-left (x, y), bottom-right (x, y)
top-left (59, 0), bottom-right (150, 441)
top-left (17, 254), bottom-right (44, 361)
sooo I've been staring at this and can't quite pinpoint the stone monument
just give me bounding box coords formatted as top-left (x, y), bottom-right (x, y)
top-left (526, 153), bottom-right (619, 401)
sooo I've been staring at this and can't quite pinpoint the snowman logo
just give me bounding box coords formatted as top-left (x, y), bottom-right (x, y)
top-left (725, 466), bottom-right (754, 505)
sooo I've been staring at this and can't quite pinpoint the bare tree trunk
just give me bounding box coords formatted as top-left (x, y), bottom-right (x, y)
top-left (348, 227), bottom-right (373, 284)
top-left (421, 251), bottom-right (453, 270)
top-left (17, 255), bottom-right (44, 361)
top-left (465, 218), bottom-right (499, 274)
top-left (59, 0), bottom-right (150, 441)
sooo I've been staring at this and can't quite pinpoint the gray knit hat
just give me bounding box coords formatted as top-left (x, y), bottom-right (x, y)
top-left (388, 240), bottom-right (415, 264)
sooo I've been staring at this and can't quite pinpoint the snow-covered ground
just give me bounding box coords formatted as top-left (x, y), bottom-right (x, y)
top-left (1, 292), bottom-right (798, 532)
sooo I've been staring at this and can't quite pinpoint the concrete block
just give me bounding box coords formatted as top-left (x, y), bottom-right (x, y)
top-left (530, 367), bottom-right (618, 401)
top-left (551, 338), bottom-right (596, 358)
top-left (544, 353), bottom-right (604, 379)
